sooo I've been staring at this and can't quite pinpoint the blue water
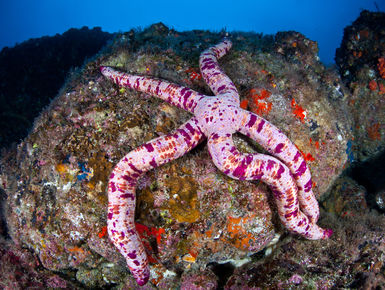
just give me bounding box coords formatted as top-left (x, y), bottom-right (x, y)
top-left (0, 0), bottom-right (381, 65)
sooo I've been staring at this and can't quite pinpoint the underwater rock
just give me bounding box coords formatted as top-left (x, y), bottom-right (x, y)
top-left (0, 24), bottom-right (356, 287)
top-left (241, 31), bottom-right (352, 195)
top-left (0, 236), bottom-right (77, 289)
top-left (336, 10), bottom-right (385, 162)
top-left (0, 26), bottom-right (114, 149)
top-left (224, 211), bottom-right (385, 289)
top-left (347, 149), bottom-right (385, 212)
top-left (180, 268), bottom-right (218, 289)
top-left (321, 176), bottom-right (368, 218)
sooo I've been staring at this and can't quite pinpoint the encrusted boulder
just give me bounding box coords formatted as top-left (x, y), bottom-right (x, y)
top-left (1, 25), bottom-right (353, 287)
top-left (336, 10), bottom-right (385, 162)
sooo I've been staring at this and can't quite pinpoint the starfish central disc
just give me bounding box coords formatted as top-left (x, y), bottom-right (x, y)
top-left (194, 94), bottom-right (242, 136)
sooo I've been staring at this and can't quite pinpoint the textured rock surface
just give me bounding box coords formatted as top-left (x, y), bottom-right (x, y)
top-left (224, 212), bottom-right (385, 289)
top-left (336, 10), bottom-right (385, 162)
top-left (1, 20), bottom-right (383, 288)
top-left (0, 236), bottom-right (78, 289)
top-left (0, 26), bottom-right (114, 149)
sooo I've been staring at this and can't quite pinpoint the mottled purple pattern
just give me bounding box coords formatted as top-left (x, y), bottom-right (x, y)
top-left (247, 114), bottom-right (257, 127)
top-left (128, 251), bottom-right (137, 259)
top-left (144, 143), bottom-right (154, 152)
top-left (185, 122), bottom-right (195, 134)
top-left (178, 129), bottom-right (190, 140)
top-left (182, 90), bottom-right (192, 108)
top-left (120, 193), bottom-right (135, 200)
top-left (275, 143), bottom-right (284, 153)
top-left (121, 175), bottom-right (133, 182)
top-left (233, 164), bottom-right (247, 178)
top-left (266, 159), bottom-right (276, 171)
top-left (257, 119), bottom-right (265, 133)
top-left (149, 158), bottom-right (157, 168)
top-left (285, 208), bottom-right (299, 218)
top-left (276, 164), bottom-right (285, 179)
top-left (128, 163), bottom-right (142, 173)
top-left (304, 179), bottom-right (313, 192)
top-left (217, 85), bottom-right (226, 92)
top-left (293, 151), bottom-right (302, 163)
top-left (295, 161), bottom-right (307, 177)
top-left (110, 181), bottom-right (116, 192)
top-left (101, 39), bottom-right (331, 286)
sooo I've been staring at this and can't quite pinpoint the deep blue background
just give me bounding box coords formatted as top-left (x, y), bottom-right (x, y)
top-left (0, 0), bottom-right (382, 65)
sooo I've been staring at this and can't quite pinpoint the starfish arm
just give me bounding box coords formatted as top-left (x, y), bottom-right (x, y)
top-left (238, 110), bottom-right (320, 223)
top-left (207, 133), bottom-right (332, 240)
top-left (199, 39), bottom-right (240, 104)
top-left (107, 117), bottom-right (204, 285)
top-left (100, 66), bottom-right (204, 113)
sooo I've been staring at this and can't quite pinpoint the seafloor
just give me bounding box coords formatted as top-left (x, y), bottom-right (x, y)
top-left (0, 10), bottom-right (384, 289)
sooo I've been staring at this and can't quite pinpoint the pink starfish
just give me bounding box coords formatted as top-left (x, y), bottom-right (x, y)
top-left (101, 39), bottom-right (332, 286)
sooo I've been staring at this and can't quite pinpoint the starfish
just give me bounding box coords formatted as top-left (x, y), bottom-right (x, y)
top-left (100, 39), bottom-right (332, 285)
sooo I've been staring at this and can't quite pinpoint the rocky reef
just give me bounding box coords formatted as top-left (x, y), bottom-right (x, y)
top-left (336, 10), bottom-right (385, 163)
top-left (0, 12), bottom-right (384, 289)
top-left (0, 26), bottom-right (114, 149)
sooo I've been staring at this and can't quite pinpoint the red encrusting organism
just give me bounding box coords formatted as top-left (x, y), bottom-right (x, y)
top-left (291, 98), bottom-right (306, 122)
top-left (377, 57), bottom-right (385, 79)
top-left (369, 79), bottom-right (378, 91)
top-left (249, 88), bottom-right (273, 115)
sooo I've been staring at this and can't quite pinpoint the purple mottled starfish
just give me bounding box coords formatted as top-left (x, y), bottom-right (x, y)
top-left (100, 39), bottom-right (332, 285)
